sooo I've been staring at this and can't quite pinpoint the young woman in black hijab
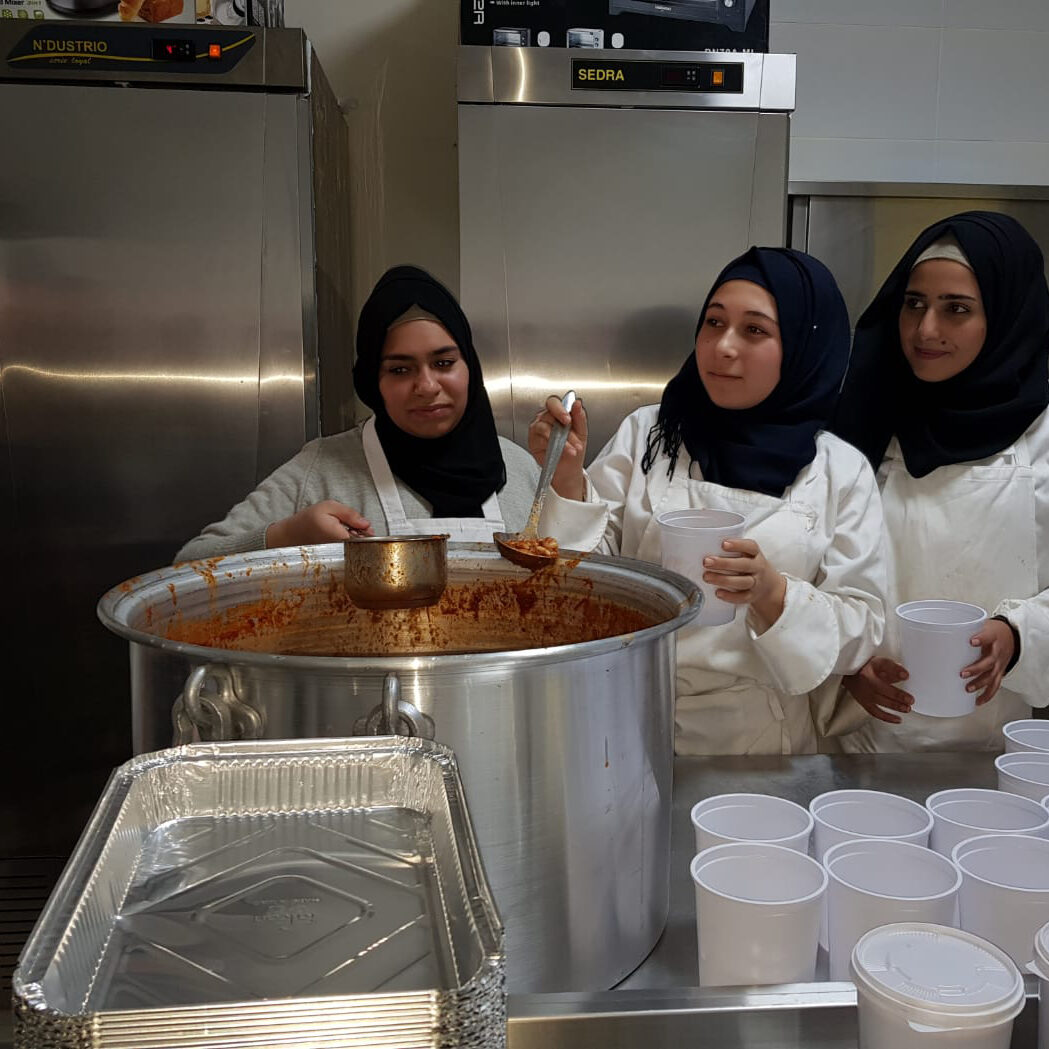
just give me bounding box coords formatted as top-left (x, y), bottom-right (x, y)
top-left (177, 266), bottom-right (539, 560)
top-left (832, 212), bottom-right (1049, 752)
top-left (529, 247), bottom-right (888, 755)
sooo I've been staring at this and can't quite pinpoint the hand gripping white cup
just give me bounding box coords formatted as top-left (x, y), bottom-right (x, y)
top-left (895, 600), bottom-right (987, 717)
top-left (824, 839), bottom-right (961, 981)
top-left (1031, 921), bottom-right (1049, 1049)
top-left (996, 752), bottom-right (1049, 802)
top-left (953, 833), bottom-right (1049, 968)
top-left (851, 923), bottom-right (1025, 1049)
top-left (1003, 719), bottom-right (1049, 754)
top-left (810, 789), bottom-right (934, 949)
top-left (690, 842), bottom-right (826, 986)
top-left (927, 787), bottom-right (1049, 857)
top-left (691, 793), bottom-right (813, 854)
top-left (657, 509), bottom-right (745, 627)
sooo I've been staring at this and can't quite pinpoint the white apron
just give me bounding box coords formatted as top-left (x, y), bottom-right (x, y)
top-left (362, 417), bottom-right (504, 540)
top-left (852, 436), bottom-right (1037, 751)
top-left (638, 462), bottom-right (826, 755)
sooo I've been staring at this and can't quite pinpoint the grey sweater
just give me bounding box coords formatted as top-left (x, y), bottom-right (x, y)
top-left (175, 423), bottom-right (541, 562)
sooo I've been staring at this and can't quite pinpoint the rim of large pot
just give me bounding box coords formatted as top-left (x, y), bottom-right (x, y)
top-left (97, 541), bottom-right (704, 675)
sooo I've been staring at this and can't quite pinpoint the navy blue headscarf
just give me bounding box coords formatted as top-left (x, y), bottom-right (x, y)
top-left (353, 266), bottom-right (506, 517)
top-left (832, 211), bottom-right (1049, 477)
top-left (642, 247), bottom-right (851, 496)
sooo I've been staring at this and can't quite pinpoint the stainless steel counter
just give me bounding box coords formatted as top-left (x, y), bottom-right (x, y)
top-left (508, 753), bottom-right (1041, 1049)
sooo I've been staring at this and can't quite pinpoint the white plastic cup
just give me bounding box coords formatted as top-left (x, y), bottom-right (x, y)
top-left (657, 509), bottom-right (745, 627)
top-left (896, 600), bottom-right (987, 718)
top-left (995, 752), bottom-right (1049, 802)
top-left (927, 788), bottom-right (1049, 857)
top-left (691, 793), bottom-right (813, 855)
top-left (851, 923), bottom-right (1025, 1049)
top-left (1003, 719), bottom-right (1049, 754)
top-left (825, 839), bottom-right (961, 981)
top-left (690, 842), bottom-right (826, 986)
top-left (1030, 921), bottom-right (1049, 1049)
top-left (810, 790), bottom-right (933, 949)
top-left (953, 833), bottom-right (1049, 967)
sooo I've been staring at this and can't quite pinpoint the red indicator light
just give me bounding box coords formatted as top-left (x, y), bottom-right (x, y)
top-left (208, 43), bottom-right (222, 59)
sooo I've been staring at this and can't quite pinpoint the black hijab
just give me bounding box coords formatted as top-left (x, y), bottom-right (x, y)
top-left (832, 211), bottom-right (1049, 476)
top-left (642, 247), bottom-right (851, 496)
top-left (353, 266), bottom-right (506, 517)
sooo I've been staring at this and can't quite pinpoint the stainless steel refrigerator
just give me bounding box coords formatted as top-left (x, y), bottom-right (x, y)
top-left (0, 20), bottom-right (352, 993)
top-left (458, 46), bottom-right (795, 454)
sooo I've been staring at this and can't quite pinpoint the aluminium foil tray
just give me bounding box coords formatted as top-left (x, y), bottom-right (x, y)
top-left (14, 737), bottom-right (505, 1049)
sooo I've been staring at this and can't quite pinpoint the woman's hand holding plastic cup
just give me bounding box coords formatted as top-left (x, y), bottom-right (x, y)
top-left (844, 658), bottom-right (913, 725)
top-left (962, 618), bottom-right (1015, 705)
top-left (702, 538), bottom-right (787, 628)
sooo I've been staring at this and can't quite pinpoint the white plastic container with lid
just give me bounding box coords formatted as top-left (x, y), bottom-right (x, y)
top-left (691, 793), bottom-right (813, 854)
top-left (850, 923), bottom-right (1025, 1049)
top-left (952, 832), bottom-right (1049, 967)
top-left (690, 842), bottom-right (826, 987)
top-left (996, 752), bottom-right (1049, 802)
top-left (1030, 921), bottom-right (1049, 1049)
top-left (824, 839), bottom-right (961, 981)
top-left (926, 787), bottom-right (1049, 857)
top-left (1004, 719), bottom-right (1049, 754)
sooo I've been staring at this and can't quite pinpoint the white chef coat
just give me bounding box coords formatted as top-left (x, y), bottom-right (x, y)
top-left (539, 405), bottom-right (888, 755)
top-left (842, 408), bottom-right (1049, 753)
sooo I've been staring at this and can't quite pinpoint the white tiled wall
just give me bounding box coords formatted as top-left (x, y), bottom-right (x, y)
top-left (772, 0), bottom-right (1049, 184)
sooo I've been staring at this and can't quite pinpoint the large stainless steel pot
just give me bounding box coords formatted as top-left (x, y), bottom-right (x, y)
top-left (98, 543), bottom-right (701, 992)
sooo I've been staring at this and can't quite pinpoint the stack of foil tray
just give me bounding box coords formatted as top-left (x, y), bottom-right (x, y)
top-left (13, 738), bottom-right (506, 1049)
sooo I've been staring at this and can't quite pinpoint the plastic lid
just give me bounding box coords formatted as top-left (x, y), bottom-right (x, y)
top-left (851, 923), bottom-right (1024, 1030)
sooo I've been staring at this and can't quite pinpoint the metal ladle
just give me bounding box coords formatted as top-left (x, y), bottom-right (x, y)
top-left (494, 390), bottom-right (577, 570)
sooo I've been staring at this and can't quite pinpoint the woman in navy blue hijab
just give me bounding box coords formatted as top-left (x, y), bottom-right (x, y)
top-left (529, 247), bottom-right (889, 755)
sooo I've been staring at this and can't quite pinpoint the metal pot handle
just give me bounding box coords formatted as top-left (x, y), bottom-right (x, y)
top-left (353, 672), bottom-right (435, 739)
top-left (172, 664), bottom-right (265, 745)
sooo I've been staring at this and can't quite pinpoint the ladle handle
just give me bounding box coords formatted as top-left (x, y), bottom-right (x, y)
top-left (530, 390), bottom-right (577, 535)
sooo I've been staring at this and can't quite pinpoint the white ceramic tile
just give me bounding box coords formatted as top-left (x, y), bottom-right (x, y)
top-left (789, 137), bottom-right (937, 183)
top-left (938, 28), bottom-right (1049, 143)
top-left (772, 23), bottom-right (940, 140)
top-left (943, 0), bottom-right (1049, 32)
top-left (934, 139), bottom-right (1049, 186)
top-left (771, 0), bottom-right (943, 28)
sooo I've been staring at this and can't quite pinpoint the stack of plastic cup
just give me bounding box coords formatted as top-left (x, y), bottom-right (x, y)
top-left (657, 509), bottom-right (745, 627)
top-left (1003, 719), bottom-right (1049, 754)
top-left (824, 839), bottom-right (960, 981)
top-left (895, 600), bottom-right (987, 718)
top-left (690, 842), bottom-right (826, 986)
top-left (926, 787), bottom-right (1049, 857)
top-left (691, 793), bottom-right (813, 854)
top-left (810, 790), bottom-right (933, 948)
top-left (851, 923), bottom-right (1025, 1049)
top-left (995, 752), bottom-right (1049, 802)
top-left (953, 833), bottom-right (1049, 967)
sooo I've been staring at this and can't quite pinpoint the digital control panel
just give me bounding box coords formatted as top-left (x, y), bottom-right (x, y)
top-left (572, 59), bottom-right (744, 93)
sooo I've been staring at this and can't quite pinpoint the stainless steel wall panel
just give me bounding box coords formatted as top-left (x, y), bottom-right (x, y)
top-left (256, 92), bottom-right (314, 480)
top-left (460, 103), bottom-right (787, 455)
top-left (793, 189), bottom-right (1049, 326)
top-left (0, 81), bottom-right (309, 871)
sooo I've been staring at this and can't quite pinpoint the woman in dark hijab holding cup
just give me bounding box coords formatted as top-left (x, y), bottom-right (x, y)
top-left (530, 247), bottom-right (888, 755)
top-left (832, 212), bottom-right (1049, 751)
